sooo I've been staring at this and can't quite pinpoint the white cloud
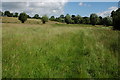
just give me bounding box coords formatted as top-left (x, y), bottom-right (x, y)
top-left (79, 2), bottom-right (84, 6)
top-left (2, 0), bottom-right (69, 2)
top-left (97, 6), bottom-right (118, 17)
top-left (2, 0), bottom-right (119, 2)
top-left (108, 6), bottom-right (118, 10)
top-left (2, 0), bottom-right (69, 17)
top-left (78, 2), bottom-right (91, 7)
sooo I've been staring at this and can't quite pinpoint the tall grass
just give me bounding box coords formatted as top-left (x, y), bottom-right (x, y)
top-left (2, 17), bottom-right (42, 24)
top-left (2, 19), bottom-right (119, 78)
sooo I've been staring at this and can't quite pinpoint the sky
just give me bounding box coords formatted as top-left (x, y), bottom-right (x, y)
top-left (1, 0), bottom-right (119, 17)
top-left (64, 2), bottom-right (118, 17)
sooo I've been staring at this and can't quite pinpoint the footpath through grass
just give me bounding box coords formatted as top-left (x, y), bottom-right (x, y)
top-left (2, 23), bottom-right (119, 78)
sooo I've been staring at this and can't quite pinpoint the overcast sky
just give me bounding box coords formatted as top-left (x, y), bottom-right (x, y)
top-left (1, 0), bottom-right (119, 17)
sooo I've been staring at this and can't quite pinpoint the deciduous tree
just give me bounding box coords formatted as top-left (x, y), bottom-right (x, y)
top-left (41, 15), bottom-right (48, 24)
top-left (111, 8), bottom-right (120, 30)
top-left (18, 12), bottom-right (27, 23)
top-left (90, 13), bottom-right (99, 25)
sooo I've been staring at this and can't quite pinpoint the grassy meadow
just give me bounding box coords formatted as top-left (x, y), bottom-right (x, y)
top-left (2, 17), bottom-right (119, 78)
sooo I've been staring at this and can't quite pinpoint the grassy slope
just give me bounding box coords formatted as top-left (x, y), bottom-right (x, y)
top-left (2, 17), bottom-right (119, 78)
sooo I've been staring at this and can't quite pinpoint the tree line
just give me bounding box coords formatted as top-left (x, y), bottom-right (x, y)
top-left (0, 8), bottom-right (120, 30)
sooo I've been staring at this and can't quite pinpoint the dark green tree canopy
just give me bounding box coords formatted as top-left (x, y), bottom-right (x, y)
top-left (74, 15), bottom-right (82, 24)
top-left (97, 16), bottom-right (103, 25)
top-left (41, 15), bottom-right (48, 24)
top-left (18, 12), bottom-right (27, 23)
top-left (33, 14), bottom-right (39, 19)
top-left (111, 8), bottom-right (120, 30)
top-left (65, 14), bottom-right (71, 24)
top-left (60, 14), bottom-right (64, 18)
top-left (49, 16), bottom-right (55, 21)
top-left (10, 13), bottom-right (13, 17)
top-left (103, 16), bottom-right (112, 26)
top-left (90, 13), bottom-right (99, 25)
top-left (27, 15), bottom-right (31, 18)
top-left (59, 15), bottom-right (65, 23)
top-left (4, 11), bottom-right (11, 17)
top-left (0, 11), bottom-right (3, 16)
top-left (56, 17), bottom-right (65, 23)
top-left (71, 15), bottom-right (76, 21)
top-left (13, 12), bottom-right (18, 17)
top-left (82, 17), bottom-right (90, 24)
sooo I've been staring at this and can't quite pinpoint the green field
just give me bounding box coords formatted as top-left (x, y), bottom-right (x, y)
top-left (2, 17), bottom-right (119, 78)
